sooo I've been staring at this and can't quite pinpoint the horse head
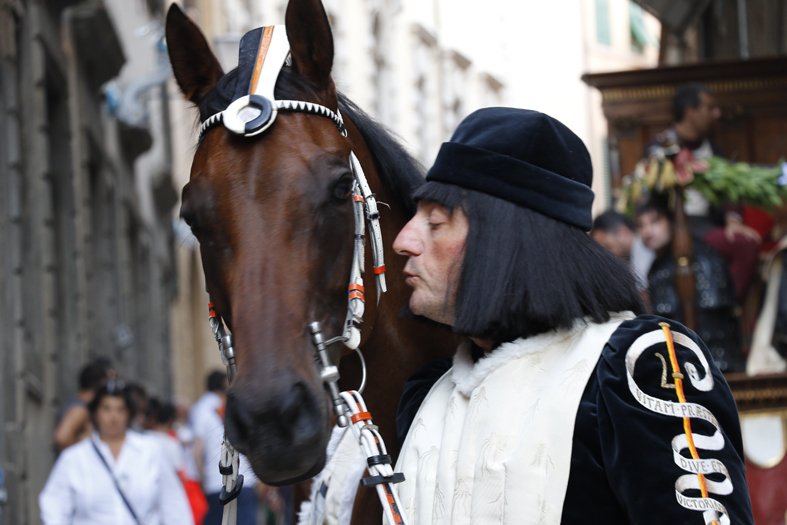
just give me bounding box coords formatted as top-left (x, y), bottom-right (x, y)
top-left (167, 0), bottom-right (393, 485)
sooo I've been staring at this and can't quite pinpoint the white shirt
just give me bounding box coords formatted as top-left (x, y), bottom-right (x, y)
top-left (176, 424), bottom-right (200, 482)
top-left (630, 235), bottom-right (656, 291)
top-left (147, 430), bottom-right (186, 474)
top-left (189, 391), bottom-right (256, 494)
top-left (39, 431), bottom-right (194, 525)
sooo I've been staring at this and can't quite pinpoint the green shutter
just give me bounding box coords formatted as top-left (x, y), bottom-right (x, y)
top-left (629, 1), bottom-right (652, 52)
top-left (596, 0), bottom-right (611, 45)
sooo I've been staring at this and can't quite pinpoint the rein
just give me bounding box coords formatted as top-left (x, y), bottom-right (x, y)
top-left (200, 24), bottom-right (407, 525)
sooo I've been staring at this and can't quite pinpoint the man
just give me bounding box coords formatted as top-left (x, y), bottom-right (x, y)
top-left (54, 358), bottom-right (113, 452)
top-left (190, 371), bottom-right (258, 525)
top-left (391, 108), bottom-right (753, 524)
top-left (635, 197), bottom-right (744, 373)
top-left (648, 82), bottom-right (760, 302)
top-left (591, 210), bottom-right (654, 290)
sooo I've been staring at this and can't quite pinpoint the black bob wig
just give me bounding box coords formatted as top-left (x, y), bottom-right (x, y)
top-left (414, 181), bottom-right (645, 345)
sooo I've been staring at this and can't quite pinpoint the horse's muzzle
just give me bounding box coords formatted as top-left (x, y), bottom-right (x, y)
top-left (224, 378), bottom-right (330, 485)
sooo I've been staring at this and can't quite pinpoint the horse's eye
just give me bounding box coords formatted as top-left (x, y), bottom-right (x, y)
top-left (332, 175), bottom-right (354, 201)
top-left (180, 209), bottom-right (194, 227)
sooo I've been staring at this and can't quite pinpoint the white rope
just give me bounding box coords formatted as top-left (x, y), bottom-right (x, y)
top-left (220, 440), bottom-right (241, 525)
top-left (339, 391), bottom-right (408, 525)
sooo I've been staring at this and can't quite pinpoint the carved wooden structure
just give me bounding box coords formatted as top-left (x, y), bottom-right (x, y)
top-left (582, 55), bottom-right (787, 188)
top-left (584, 57), bottom-right (787, 524)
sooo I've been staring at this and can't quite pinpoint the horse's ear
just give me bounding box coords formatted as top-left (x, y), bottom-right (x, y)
top-left (285, 0), bottom-right (334, 92)
top-left (166, 4), bottom-right (224, 105)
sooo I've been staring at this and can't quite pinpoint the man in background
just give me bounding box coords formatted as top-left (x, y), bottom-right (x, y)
top-left (54, 357), bottom-right (113, 452)
top-left (591, 210), bottom-right (654, 291)
top-left (635, 197), bottom-right (745, 373)
top-left (190, 371), bottom-right (258, 525)
top-left (647, 82), bottom-right (760, 302)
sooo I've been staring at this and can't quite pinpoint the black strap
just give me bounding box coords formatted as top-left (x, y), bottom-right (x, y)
top-left (218, 460), bottom-right (233, 476)
top-left (91, 440), bottom-right (142, 525)
top-left (219, 474), bottom-right (245, 505)
top-left (366, 454), bottom-right (392, 468)
top-left (360, 472), bottom-right (405, 488)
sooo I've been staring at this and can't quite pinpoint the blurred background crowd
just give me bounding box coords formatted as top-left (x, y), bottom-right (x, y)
top-left (1, 0), bottom-right (786, 523)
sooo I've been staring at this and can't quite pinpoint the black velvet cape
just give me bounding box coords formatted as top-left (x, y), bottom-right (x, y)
top-left (396, 315), bottom-right (754, 524)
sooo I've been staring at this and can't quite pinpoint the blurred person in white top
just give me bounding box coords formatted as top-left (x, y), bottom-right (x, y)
top-left (39, 383), bottom-right (194, 525)
top-left (190, 371), bottom-right (258, 525)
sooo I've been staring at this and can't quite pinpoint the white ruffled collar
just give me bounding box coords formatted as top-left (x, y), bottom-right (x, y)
top-left (450, 312), bottom-right (634, 397)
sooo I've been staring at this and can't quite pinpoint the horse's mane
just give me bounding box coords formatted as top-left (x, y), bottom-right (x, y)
top-left (199, 66), bottom-right (424, 215)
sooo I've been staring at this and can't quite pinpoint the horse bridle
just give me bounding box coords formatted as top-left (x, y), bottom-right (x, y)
top-left (200, 25), bottom-right (407, 525)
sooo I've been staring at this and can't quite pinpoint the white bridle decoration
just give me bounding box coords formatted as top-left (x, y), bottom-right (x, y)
top-left (200, 24), bottom-right (406, 525)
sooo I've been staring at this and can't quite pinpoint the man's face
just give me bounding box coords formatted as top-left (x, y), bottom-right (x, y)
top-left (636, 210), bottom-right (672, 252)
top-left (591, 225), bottom-right (634, 259)
top-left (687, 92), bottom-right (721, 137)
top-left (393, 201), bottom-right (469, 325)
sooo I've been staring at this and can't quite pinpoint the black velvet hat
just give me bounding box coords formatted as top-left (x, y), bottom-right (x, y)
top-left (425, 107), bottom-right (595, 231)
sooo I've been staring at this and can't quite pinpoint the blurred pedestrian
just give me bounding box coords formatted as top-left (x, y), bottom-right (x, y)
top-left (190, 371), bottom-right (258, 525)
top-left (591, 210), bottom-right (655, 291)
top-left (146, 398), bottom-right (184, 468)
top-left (124, 382), bottom-right (149, 432)
top-left (54, 357), bottom-right (113, 452)
top-left (646, 82), bottom-right (761, 301)
top-left (635, 196), bottom-right (745, 372)
top-left (148, 398), bottom-right (209, 525)
top-left (39, 382), bottom-right (194, 525)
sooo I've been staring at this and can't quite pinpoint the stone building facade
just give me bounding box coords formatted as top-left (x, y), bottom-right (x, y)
top-left (0, 0), bottom-right (177, 522)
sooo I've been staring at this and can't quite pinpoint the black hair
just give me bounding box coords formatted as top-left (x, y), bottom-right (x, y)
top-left (123, 382), bottom-right (148, 417)
top-left (88, 382), bottom-right (135, 422)
top-left (634, 194), bottom-right (672, 222)
top-left (415, 182), bottom-right (645, 345)
top-left (79, 359), bottom-right (111, 390)
top-left (207, 370), bottom-right (228, 392)
top-left (198, 66), bottom-right (424, 216)
top-left (673, 82), bottom-right (713, 122)
top-left (147, 398), bottom-right (176, 425)
top-left (592, 210), bottom-right (634, 234)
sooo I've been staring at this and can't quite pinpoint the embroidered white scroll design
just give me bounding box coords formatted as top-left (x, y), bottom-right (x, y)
top-left (625, 329), bottom-right (732, 525)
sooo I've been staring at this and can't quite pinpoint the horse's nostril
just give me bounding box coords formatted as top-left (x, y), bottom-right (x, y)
top-left (224, 392), bottom-right (253, 446)
top-left (278, 381), bottom-right (308, 425)
top-left (226, 379), bottom-right (323, 448)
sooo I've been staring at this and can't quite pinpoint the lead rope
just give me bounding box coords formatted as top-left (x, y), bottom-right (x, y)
top-left (308, 324), bottom-right (407, 525)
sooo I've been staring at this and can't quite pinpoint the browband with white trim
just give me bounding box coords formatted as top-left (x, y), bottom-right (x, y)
top-left (200, 99), bottom-right (347, 140)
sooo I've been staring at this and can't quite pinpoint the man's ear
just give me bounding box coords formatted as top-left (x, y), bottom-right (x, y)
top-left (284, 0), bottom-right (334, 92)
top-left (166, 4), bottom-right (224, 105)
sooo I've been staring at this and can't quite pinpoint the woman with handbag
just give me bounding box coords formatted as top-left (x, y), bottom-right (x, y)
top-left (39, 382), bottom-right (194, 525)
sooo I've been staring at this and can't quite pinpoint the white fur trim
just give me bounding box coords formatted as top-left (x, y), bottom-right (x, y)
top-left (297, 425), bottom-right (348, 525)
top-left (450, 312), bottom-right (634, 397)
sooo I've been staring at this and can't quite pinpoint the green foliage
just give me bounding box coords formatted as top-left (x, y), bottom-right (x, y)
top-left (685, 157), bottom-right (786, 211)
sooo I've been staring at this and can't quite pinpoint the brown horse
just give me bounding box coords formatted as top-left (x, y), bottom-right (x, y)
top-left (166, 0), bottom-right (458, 519)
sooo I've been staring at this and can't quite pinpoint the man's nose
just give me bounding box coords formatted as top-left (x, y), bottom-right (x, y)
top-left (393, 220), bottom-right (422, 257)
